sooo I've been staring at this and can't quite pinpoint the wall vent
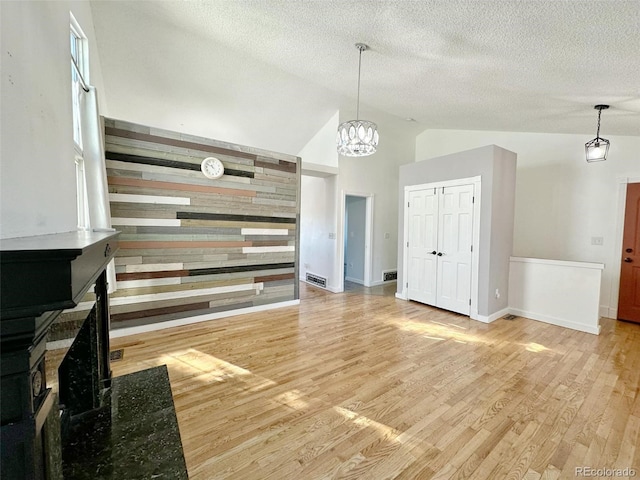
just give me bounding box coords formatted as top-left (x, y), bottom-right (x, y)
top-left (382, 270), bottom-right (398, 282)
top-left (305, 272), bottom-right (327, 289)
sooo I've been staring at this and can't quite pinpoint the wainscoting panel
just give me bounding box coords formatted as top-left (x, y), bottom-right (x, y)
top-left (50, 118), bottom-right (300, 340)
top-left (508, 256), bottom-right (604, 334)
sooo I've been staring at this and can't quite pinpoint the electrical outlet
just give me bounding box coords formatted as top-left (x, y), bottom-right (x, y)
top-left (495, 289), bottom-right (500, 299)
top-left (328, 232), bottom-right (336, 240)
top-left (591, 236), bottom-right (604, 246)
top-left (384, 232), bottom-right (390, 239)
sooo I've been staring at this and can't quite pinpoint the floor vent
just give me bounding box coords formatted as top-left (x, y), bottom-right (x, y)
top-left (503, 314), bottom-right (518, 321)
top-left (110, 349), bottom-right (124, 362)
top-left (306, 273), bottom-right (327, 288)
top-left (382, 270), bottom-right (398, 282)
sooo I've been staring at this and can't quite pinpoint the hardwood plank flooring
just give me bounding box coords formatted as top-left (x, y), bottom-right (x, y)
top-left (47, 283), bottom-right (640, 479)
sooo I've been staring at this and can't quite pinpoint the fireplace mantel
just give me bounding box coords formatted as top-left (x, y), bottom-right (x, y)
top-left (0, 230), bottom-right (117, 321)
top-left (1, 230), bottom-right (119, 479)
top-left (1, 230), bottom-right (188, 479)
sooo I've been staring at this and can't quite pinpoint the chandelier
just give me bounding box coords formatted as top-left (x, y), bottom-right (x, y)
top-left (585, 105), bottom-right (610, 162)
top-left (337, 43), bottom-right (379, 157)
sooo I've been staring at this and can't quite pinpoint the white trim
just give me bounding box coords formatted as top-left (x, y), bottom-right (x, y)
top-left (395, 292), bottom-right (408, 300)
top-left (509, 308), bottom-right (601, 335)
top-left (46, 299), bottom-right (301, 349)
top-left (509, 256), bottom-right (604, 270)
top-left (610, 175), bottom-right (640, 320)
top-left (474, 307), bottom-right (510, 324)
top-left (345, 276), bottom-right (365, 285)
top-left (109, 193), bottom-right (191, 206)
top-left (401, 176), bottom-right (481, 319)
top-left (339, 191), bottom-right (375, 291)
top-left (370, 279), bottom-right (397, 287)
top-left (111, 217), bottom-right (181, 227)
top-left (600, 305), bottom-right (613, 319)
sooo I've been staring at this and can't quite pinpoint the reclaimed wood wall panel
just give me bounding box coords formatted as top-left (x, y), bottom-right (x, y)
top-left (49, 118), bottom-right (300, 341)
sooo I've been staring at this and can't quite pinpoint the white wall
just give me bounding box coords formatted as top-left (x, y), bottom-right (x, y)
top-left (299, 113), bottom-right (416, 291)
top-left (299, 175), bottom-right (337, 288)
top-left (345, 195), bottom-right (366, 283)
top-left (336, 116), bottom-right (417, 288)
top-left (0, 1), bottom-right (106, 239)
top-left (415, 129), bottom-right (640, 317)
top-left (299, 111), bottom-right (339, 173)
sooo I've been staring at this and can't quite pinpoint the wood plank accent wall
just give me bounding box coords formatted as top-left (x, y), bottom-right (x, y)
top-left (50, 119), bottom-right (300, 340)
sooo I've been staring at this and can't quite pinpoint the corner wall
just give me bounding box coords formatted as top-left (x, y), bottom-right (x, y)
top-left (398, 145), bottom-right (517, 318)
top-left (1, 1), bottom-right (106, 238)
top-left (415, 129), bottom-right (640, 317)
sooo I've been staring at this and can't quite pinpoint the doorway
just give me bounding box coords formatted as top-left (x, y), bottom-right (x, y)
top-left (618, 182), bottom-right (640, 323)
top-left (339, 192), bottom-right (373, 291)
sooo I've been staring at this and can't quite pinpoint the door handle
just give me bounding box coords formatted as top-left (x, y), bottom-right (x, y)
top-left (430, 251), bottom-right (437, 255)
top-left (624, 257), bottom-right (632, 263)
top-left (437, 252), bottom-right (444, 256)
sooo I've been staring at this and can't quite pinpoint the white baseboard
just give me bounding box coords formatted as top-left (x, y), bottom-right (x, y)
top-left (46, 300), bottom-right (301, 349)
top-left (474, 307), bottom-right (510, 324)
top-left (345, 276), bottom-right (364, 285)
top-left (601, 305), bottom-right (616, 319)
top-left (370, 279), bottom-right (397, 287)
top-left (395, 291), bottom-right (408, 300)
top-left (509, 307), bottom-right (600, 335)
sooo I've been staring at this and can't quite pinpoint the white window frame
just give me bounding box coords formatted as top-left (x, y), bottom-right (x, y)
top-left (70, 13), bottom-right (90, 230)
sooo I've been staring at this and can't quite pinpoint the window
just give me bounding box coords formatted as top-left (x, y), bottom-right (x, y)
top-left (70, 13), bottom-right (90, 230)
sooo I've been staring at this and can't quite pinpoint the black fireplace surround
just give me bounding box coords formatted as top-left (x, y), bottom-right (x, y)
top-left (0, 231), bottom-right (188, 479)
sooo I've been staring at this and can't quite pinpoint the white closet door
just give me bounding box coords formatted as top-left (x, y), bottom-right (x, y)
top-left (436, 184), bottom-right (474, 315)
top-left (407, 189), bottom-right (438, 305)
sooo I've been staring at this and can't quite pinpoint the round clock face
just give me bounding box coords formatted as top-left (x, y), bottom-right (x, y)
top-left (201, 157), bottom-right (224, 179)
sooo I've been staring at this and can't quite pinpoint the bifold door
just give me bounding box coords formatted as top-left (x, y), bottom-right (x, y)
top-left (407, 184), bottom-right (474, 315)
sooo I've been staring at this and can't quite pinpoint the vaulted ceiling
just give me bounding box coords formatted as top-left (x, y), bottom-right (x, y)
top-left (90, 0), bottom-right (640, 154)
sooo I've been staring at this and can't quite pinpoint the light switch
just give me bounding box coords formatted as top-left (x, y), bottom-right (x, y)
top-left (591, 236), bottom-right (604, 246)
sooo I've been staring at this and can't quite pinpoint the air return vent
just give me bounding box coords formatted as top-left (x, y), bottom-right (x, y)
top-left (382, 270), bottom-right (397, 282)
top-left (305, 272), bottom-right (327, 288)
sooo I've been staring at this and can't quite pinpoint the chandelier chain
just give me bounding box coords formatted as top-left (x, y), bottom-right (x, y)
top-left (356, 46), bottom-right (363, 120)
top-left (596, 108), bottom-right (602, 138)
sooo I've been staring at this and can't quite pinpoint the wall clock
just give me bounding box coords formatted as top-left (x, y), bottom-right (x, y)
top-left (201, 157), bottom-right (225, 179)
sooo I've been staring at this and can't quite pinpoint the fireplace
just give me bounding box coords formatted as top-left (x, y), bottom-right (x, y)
top-left (0, 231), bottom-right (187, 479)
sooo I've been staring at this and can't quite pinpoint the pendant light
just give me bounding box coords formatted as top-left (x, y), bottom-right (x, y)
top-left (585, 104), bottom-right (610, 162)
top-left (337, 43), bottom-right (379, 157)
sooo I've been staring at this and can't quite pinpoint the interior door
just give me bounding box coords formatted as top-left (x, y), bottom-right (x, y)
top-left (436, 185), bottom-right (474, 315)
top-left (407, 188), bottom-right (438, 305)
top-left (618, 183), bottom-right (640, 323)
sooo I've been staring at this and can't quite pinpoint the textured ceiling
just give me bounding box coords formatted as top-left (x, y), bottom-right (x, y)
top-left (90, 0), bottom-right (640, 154)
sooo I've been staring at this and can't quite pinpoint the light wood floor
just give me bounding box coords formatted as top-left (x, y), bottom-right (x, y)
top-left (50, 283), bottom-right (640, 479)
